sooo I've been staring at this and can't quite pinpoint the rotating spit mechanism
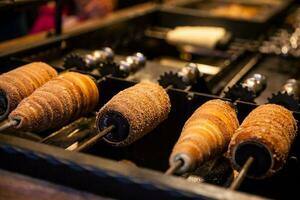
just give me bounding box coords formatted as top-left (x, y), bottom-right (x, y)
top-left (38, 81), bottom-right (171, 152)
top-left (64, 47), bottom-right (115, 70)
top-left (224, 73), bottom-right (267, 102)
top-left (0, 72), bottom-right (99, 133)
top-left (159, 63), bottom-right (208, 91)
top-left (0, 62), bottom-right (58, 121)
top-left (99, 52), bottom-right (146, 77)
top-left (268, 79), bottom-right (300, 111)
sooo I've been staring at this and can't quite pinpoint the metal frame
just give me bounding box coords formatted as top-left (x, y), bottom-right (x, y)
top-left (0, 83), bottom-right (269, 200)
top-left (0, 1), bottom-right (299, 199)
top-left (0, 133), bottom-right (265, 200)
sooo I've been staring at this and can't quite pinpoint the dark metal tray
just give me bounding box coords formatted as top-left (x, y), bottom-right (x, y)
top-left (161, 0), bottom-right (294, 38)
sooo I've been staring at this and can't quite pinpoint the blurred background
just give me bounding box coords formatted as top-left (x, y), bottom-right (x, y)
top-left (0, 0), bottom-right (154, 42)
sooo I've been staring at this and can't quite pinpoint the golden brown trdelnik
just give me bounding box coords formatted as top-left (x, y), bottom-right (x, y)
top-left (0, 62), bottom-right (57, 120)
top-left (96, 81), bottom-right (171, 147)
top-left (9, 72), bottom-right (99, 132)
top-left (228, 104), bottom-right (297, 179)
top-left (169, 99), bottom-right (239, 174)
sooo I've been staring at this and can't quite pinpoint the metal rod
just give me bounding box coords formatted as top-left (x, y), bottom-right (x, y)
top-left (40, 118), bottom-right (89, 143)
top-left (165, 159), bottom-right (183, 175)
top-left (219, 54), bottom-right (261, 97)
top-left (0, 120), bottom-right (18, 132)
top-left (229, 157), bottom-right (254, 190)
top-left (184, 86), bottom-right (192, 92)
top-left (165, 85), bottom-right (173, 92)
top-left (72, 125), bottom-right (115, 152)
top-left (96, 74), bottom-right (113, 84)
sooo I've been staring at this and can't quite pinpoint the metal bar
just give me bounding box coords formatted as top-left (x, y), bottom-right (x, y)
top-left (73, 125), bottom-right (115, 152)
top-left (164, 85), bottom-right (173, 91)
top-left (0, 120), bottom-right (18, 132)
top-left (219, 54), bottom-right (261, 97)
top-left (0, 133), bottom-right (266, 200)
top-left (229, 157), bottom-right (254, 190)
top-left (165, 159), bottom-right (183, 175)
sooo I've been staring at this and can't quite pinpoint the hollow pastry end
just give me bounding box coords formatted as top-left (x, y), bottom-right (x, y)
top-left (231, 141), bottom-right (273, 179)
top-left (97, 110), bottom-right (130, 144)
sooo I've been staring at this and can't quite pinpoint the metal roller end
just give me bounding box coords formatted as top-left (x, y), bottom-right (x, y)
top-left (281, 79), bottom-right (300, 98)
top-left (119, 52), bottom-right (146, 76)
top-left (178, 63), bottom-right (201, 85)
top-left (132, 52), bottom-right (146, 68)
top-left (126, 53), bottom-right (146, 68)
top-left (253, 74), bottom-right (267, 85)
top-left (119, 61), bottom-right (132, 76)
top-left (93, 47), bottom-right (115, 63)
top-left (186, 63), bottom-right (200, 75)
top-left (243, 73), bottom-right (267, 94)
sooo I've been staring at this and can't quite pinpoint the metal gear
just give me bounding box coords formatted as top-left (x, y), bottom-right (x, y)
top-left (158, 71), bottom-right (187, 89)
top-left (99, 52), bottom-right (146, 78)
top-left (267, 92), bottom-right (299, 111)
top-left (224, 84), bottom-right (256, 102)
top-left (63, 53), bottom-right (86, 69)
top-left (98, 62), bottom-right (120, 77)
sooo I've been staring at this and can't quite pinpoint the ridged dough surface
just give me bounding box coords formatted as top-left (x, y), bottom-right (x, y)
top-left (170, 99), bottom-right (239, 173)
top-left (228, 104), bottom-right (297, 178)
top-left (0, 62), bottom-right (57, 120)
top-left (9, 72), bottom-right (99, 132)
top-left (96, 81), bottom-right (171, 146)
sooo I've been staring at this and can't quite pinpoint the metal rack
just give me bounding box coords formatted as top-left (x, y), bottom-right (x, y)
top-left (0, 1), bottom-right (299, 199)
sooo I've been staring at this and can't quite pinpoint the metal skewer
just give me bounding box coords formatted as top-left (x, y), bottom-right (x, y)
top-left (229, 156), bottom-right (254, 190)
top-left (70, 125), bottom-right (115, 152)
top-left (165, 159), bottom-right (206, 185)
top-left (71, 82), bottom-right (171, 152)
top-left (72, 84), bottom-right (171, 152)
top-left (0, 120), bottom-right (19, 132)
top-left (220, 54), bottom-right (261, 97)
top-left (164, 85), bottom-right (173, 92)
top-left (165, 159), bottom-right (184, 175)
